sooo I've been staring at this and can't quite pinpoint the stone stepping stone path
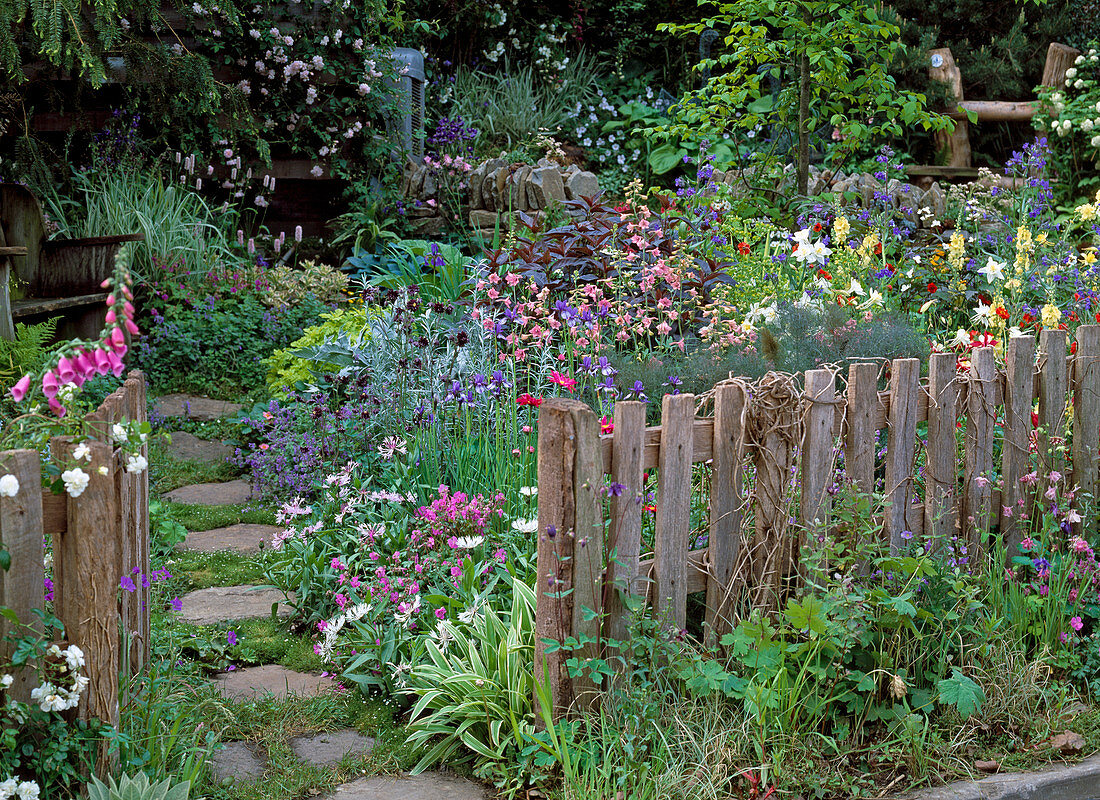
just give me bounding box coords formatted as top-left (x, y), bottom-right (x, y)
top-left (210, 741), bottom-right (267, 784)
top-left (155, 393), bottom-right (243, 421)
top-left (178, 585), bottom-right (292, 625)
top-left (180, 523), bottom-right (280, 554)
top-left (165, 479), bottom-right (253, 505)
top-left (290, 729), bottom-right (375, 766)
top-left (167, 431), bottom-right (236, 464)
top-left (325, 773), bottom-right (487, 800)
top-left (213, 664), bottom-right (334, 702)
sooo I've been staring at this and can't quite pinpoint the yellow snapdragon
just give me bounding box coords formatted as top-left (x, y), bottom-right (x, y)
top-left (1041, 303), bottom-right (1062, 328)
top-left (833, 216), bottom-right (851, 241)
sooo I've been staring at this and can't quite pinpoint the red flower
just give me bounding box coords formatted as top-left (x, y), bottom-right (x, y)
top-left (517, 393), bottom-right (543, 407)
top-left (643, 504), bottom-right (657, 514)
top-left (874, 242), bottom-right (883, 255)
top-left (1023, 313), bottom-right (1034, 324)
top-left (1032, 411), bottom-right (1040, 428)
top-left (995, 306), bottom-right (1009, 321)
top-left (600, 416), bottom-right (614, 434)
top-left (1072, 341), bottom-right (1079, 355)
top-left (738, 242), bottom-right (751, 255)
top-left (927, 282), bottom-right (937, 293)
top-left (549, 370), bottom-right (578, 392)
top-left (813, 222), bottom-right (823, 233)
top-left (817, 268), bottom-right (832, 280)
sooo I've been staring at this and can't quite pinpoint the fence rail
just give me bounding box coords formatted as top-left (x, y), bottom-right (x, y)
top-left (0, 371), bottom-right (149, 730)
top-left (535, 328), bottom-right (1100, 717)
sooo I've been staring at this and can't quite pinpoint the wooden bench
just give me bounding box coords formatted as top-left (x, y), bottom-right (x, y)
top-left (930, 42), bottom-right (1079, 169)
top-left (0, 184), bottom-right (142, 341)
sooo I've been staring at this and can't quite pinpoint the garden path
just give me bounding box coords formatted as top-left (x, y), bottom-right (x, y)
top-left (157, 395), bottom-right (489, 798)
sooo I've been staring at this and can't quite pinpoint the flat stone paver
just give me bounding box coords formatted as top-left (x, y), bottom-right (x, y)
top-left (155, 393), bottom-right (243, 421)
top-left (167, 431), bottom-right (236, 464)
top-left (180, 524), bottom-right (280, 555)
top-left (325, 773), bottom-right (487, 800)
top-left (290, 729), bottom-right (375, 766)
top-left (209, 741), bottom-right (267, 784)
top-left (178, 585), bottom-right (292, 625)
top-left (165, 480), bottom-right (253, 505)
top-left (213, 664), bottom-right (333, 702)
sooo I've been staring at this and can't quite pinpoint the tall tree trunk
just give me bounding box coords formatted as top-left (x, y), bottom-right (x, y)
top-left (797, 50), bottom-right (810, 196)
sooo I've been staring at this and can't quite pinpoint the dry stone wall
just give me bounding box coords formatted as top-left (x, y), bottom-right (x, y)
top-left (401, 157), bottom-right (601, 235)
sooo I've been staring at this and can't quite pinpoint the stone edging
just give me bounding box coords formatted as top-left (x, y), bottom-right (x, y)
top-left (899, 755), bottom-right (1100, 800)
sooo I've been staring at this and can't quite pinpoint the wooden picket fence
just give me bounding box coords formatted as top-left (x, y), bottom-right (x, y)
top-left (0, 371), bottom-right (149, 731)
top-left (535, 328), bottom-right (1100, 717)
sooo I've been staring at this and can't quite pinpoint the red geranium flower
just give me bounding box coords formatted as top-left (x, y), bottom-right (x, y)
top-left (813, 222), bottom-right (823, 233)
top-left (817, 268), bottom-right (832, 280)
top-left (995, 306), bottom-right (1009, 321)
top-left (738, 242), bottom-right (751, 255)
top-left (927, 282), bottom-right (937, 293)
top-left (874, 242), bottom-right (883, 255)
top-left (517, 393), bottom-right (543, 406)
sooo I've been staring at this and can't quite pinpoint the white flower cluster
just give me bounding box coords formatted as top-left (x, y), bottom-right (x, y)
top-left (315, 603), bottom-right (372, 660)
top-left (28, 644), bottom-right (88, 713)
top-left (61, 468), bottom-right (89, 498)
top-left (0, 777), bottom-right (40, 799)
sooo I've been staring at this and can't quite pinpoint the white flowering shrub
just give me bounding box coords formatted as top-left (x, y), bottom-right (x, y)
top-left (1036, 44), bottom-right (1100, 203)
top-left (0, 608), bottom-right (107, 797)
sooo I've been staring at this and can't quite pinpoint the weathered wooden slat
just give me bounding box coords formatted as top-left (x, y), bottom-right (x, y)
top-left (925, 352), bottom-right (959, 544)
top-left (845, 363), bottom-right (878, 497)
top-left (705, 382), bottom-right (746, 644)
top-left (569, 401), bottom-right (604, 711)
top-left (963, 347), bottom-right (996, 549)
top-left (41, 490), bottom-right (67, 534)
top-left (1038, 329), bottom-right (1068, 502)
top-left (1001, 335), bottom-right (1035, 550)
top-left (654, 393), bottom-right (695, 632)
top-left (638, 548), bottom-right (708, 596)
top-left (800, 369), bottom-right (836, 534)
top-left (534, 399), bottom-right (586, 720)
top-left (607, 401), bottom-right (646, 648)
top-left (885, 359), bottom-right (921, 551)
top-left (52, 437), bottom-right (120, 733)
top-left (0, 450), bottom-right (45, 703)
top-left (1073, 326), bottom-right (1100, 535)
top-left (600, 418), bottom-right (713, 473)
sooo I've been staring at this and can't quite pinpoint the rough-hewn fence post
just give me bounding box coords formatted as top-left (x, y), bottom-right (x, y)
top-left (0, 371), bottom-right (149, 748)
top-left (535, 338), bottom-right (1100, 717)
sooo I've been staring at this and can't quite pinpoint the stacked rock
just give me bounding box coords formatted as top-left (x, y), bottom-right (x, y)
top-left (400, 156), bottom-right (602, 235)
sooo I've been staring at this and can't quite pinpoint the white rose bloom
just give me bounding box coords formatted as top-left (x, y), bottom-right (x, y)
top-left (1066, 67), bottom-right (1077, 80)
top-left (15, 781), bottom-right (39, 800)
top-left (1092, 134), bottom-right (1100, 148)
top-left (1085, 119), bottom-right (1095, 132)
top-left (0, 674), bottom-right (12, 688)
top-left (111, 423), bottom-right (128, 443)
top-left (64, 644), bottom-right (85, 671)
top-left (73, 442), bottom-right (91, 462)
top-left (126, 455), bottom-right (148, 474)
top-left (61, 468), bottom-right (90, 498)
top-left (0, 777), bottom-right (17, 800)
top-left (0, 474), bottom-right (19, 497)
top-left (1076, 79), bottom-right (1086, 89)
top-left (1076, 55), bottom-right (1086, 65)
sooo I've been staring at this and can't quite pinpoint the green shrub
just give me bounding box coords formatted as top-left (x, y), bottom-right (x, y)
top-left (263, 305), bottom-right (373, 393)
top-left (250, 261), bottom-right (350, 309)
top-left (136, 293), bottom-right (328, 398)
